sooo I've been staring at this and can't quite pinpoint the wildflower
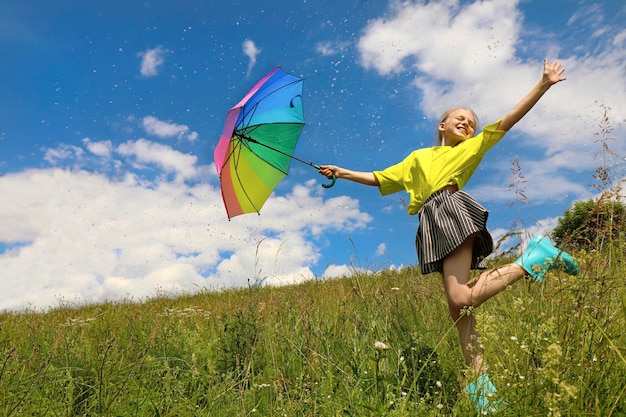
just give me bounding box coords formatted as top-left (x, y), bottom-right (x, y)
top-left (374, 341), bottom-right (389, 352)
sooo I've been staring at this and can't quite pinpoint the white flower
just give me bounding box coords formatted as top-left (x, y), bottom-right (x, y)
top-left (374, 341), bottom-right (390, 352)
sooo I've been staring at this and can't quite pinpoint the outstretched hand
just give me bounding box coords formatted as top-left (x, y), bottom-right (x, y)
top-left (543, 59), bottom-right (566, 86)
top-left (318, 165), bottom-right (339, 180)
top-left (498, 59), bottom-right (567, 132)
top-left (318, 165), bottom-right (380, 186)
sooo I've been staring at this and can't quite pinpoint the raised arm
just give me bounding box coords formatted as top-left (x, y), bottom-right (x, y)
top-left (498, 60), bottom-right (566, 132)
top-left (318, 165), bottom-right (380, 186)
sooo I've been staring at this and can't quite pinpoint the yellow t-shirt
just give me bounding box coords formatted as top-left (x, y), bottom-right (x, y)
top-left (373, 120), bottom-right (507, 214)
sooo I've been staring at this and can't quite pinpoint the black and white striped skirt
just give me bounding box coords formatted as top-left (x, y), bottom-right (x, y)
top-left (416, 190), bottom-right (493, 275)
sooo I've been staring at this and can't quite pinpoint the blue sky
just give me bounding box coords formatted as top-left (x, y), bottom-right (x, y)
top-left (1, 0), bottom-right (625, 311)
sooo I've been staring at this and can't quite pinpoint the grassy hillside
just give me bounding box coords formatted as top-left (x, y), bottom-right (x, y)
top-left (1, 240), bottom-right (625, 416)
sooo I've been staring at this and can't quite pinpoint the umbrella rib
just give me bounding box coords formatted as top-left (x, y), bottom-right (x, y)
top-left (239, 78), bottom-right (302, 124)
top-left (234, 77), bottom-right (306, 174)
top-left (238, 132), bottom-right (314, 171)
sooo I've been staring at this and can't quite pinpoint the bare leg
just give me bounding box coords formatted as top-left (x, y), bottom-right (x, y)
top-left (442, 236), bottom-right (526, 370)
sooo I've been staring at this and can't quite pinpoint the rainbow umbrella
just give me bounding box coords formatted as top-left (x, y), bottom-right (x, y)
top-left (214, 67), bottom-right (334, 219)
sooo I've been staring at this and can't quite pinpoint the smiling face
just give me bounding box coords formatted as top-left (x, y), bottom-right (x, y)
top-left (438, 108), bottom-right (477, 146)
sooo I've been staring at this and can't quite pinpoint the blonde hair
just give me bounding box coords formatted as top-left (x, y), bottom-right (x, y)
top-left (437, 107), bottom-right (479, 144)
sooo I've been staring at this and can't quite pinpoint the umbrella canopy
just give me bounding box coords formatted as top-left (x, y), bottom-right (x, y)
top-left (214, 68), bottom-right (310, 219)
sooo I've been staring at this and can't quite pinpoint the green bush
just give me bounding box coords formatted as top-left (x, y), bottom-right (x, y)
top-left (552, 198), bottom-right (625, 250)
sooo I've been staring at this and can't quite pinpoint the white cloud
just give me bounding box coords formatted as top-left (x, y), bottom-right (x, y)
top-left (84, 138), bottom-right (113, 157)
top-left (243, 39), bottom-right (261, 75)
top-left (613, 29), bottom-right (626, 47)
top-left (358, 0), bottom-right (520, 78)
top-left (321, 264), bottom-right (354, 279)
top-left (116, 139), bottom-right (199, 182)
top-left (142, 116), bottom-right (198, 141)
top-left (0, 144), bottom-right (371, 311)
top-left (315, 40), bottom-right (351, 56)
top-left (316, 41), bottom-right (336, 57)
top-left (44, 144), bottom-right (84, 165)
top-left (566, 3), bottom-right (604, 29)
top-left (139, 46), bottom-right (167, 77)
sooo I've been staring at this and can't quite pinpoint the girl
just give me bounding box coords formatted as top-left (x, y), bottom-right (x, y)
top-left (319, 60), bottom-right (579, 413)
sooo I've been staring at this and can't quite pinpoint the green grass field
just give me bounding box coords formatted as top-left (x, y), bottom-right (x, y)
top-left (1, 239), bottom-right (625, 416)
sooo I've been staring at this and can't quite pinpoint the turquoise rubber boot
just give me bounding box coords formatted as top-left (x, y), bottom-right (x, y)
top-left (465, 373), bottom-right (500, 415)
top-left (514, 235), bottom-right (579, 282)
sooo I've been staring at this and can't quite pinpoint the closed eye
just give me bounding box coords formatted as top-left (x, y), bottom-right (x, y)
top-left (456, 117), bottom-right (475, 129)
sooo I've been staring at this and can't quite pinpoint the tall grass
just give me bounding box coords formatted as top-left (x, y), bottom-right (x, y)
top-left (1, 243), bottom-right (625, 416)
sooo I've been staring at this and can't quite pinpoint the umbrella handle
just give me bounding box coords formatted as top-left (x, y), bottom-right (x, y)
top-left (321, 174), bottom-right (336, 188)
top-left (313, 164), bottom-right (336, 188)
